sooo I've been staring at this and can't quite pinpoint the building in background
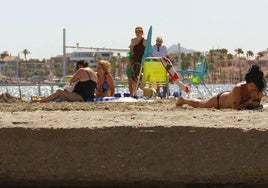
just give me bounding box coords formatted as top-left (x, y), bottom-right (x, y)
top-left (0, 51), bottom-right (22, 78)
top-left (69, 48), bottom-right (113, 68)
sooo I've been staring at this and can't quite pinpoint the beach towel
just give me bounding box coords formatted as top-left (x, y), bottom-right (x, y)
top-left (94, 97), bottom-right (153, 103)
top-left (247, 103), bottom-right (268, 110)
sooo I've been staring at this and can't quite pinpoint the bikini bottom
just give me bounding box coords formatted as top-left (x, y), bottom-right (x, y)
top-left (216, 91), bottom-right (226, 109)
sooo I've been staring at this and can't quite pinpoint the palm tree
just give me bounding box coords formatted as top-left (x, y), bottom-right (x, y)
top-left (208, 50), bottom-right (217, 83)
top-left (192, 51), bottom-right (201, 69)
top-left (234, 48), bottom-right (244, 81)
top-left (246, 50), bottom-right (254, 60)
top-left (217, 49), bottom-right (228, 83)
top-left (109, 56), bottom-right (117, 78)
top-left (256, 51), bottom-right (264, 60)
top-left (227, 53), bottom-right (233, 83)
top-left (21, 49), bottom-right (31, 61)
top-left (256, 51), bottom-right (265, 69)
top-left (220, 48), bottom-right (228, 67)
top-left (227, 53), bottom-right (233, 66)
top-left (181, 53), bottom-right (193, 70)
top-left (245, 50), bottom-right (254, 70)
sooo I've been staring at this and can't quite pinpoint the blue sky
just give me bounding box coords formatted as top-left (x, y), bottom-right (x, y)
top-left (1, 0), bottom-right (268, 59)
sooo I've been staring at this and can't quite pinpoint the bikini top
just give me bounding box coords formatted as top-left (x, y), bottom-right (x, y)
top-left (133, 38), bottom-right (145, 63)
top-left (101, 74), bottom-right (109, 92)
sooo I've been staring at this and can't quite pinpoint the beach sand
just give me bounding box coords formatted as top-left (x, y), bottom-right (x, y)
top-left (0, 93), bottom-right (268, 187)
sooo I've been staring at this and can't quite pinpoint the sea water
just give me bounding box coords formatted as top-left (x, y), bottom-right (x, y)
top-left (0, 85), bottom-right (59, 101)
top-left (0, 84), bottom-right (234, 101)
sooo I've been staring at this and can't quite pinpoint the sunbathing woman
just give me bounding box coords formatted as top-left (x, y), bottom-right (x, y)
top-left (176, 64), bottom-right (267, 110)
top-left (32, 60), bottom-right (97, 102)
top-left (95, 60), bottom-right (115, 97)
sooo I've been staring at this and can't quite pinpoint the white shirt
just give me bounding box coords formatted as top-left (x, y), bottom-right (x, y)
top-left (152, 45), bottom-right (168, 57)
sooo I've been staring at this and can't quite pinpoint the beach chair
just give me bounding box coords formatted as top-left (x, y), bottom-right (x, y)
top-left (177, 57), bottom-right (212, 98)
top-left (141, 57), bottom-right (169, 98)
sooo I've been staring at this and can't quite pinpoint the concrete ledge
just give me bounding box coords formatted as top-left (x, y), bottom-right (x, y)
top-left (0, 126), bottom-right (268, 187)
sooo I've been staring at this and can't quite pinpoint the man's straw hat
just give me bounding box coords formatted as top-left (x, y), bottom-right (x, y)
top-left (156, 36), bottom-right (163, 42)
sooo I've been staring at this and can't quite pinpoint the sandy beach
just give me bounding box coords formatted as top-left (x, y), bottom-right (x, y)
top-left (0, 94), bottom-right (268, 187)
top-left (0, 94), bottom-right (268, 130)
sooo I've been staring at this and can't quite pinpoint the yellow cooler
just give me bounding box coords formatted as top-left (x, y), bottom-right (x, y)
top-left (66, 75), bottom-right (72, 83)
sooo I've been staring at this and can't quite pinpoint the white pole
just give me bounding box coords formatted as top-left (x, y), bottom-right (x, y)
top-left (63, 28), bottom-right (66, 82)
top-left (178, 43), bottom-right (181, 70)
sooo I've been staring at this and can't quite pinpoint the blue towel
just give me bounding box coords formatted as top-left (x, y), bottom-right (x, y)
top-left (95, 97), bottom-right (119, 102)
top-left (94, 97), bottom-right (154, 103)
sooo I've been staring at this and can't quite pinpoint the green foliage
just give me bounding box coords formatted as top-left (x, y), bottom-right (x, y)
top-left (21, 49), bottom-right (31, 61)
top-left (24, 71), bottom-right (31, 80)
top-left (235, 48), bottom-right (244, 55)
top-left (37, 70), bottom-right (46, 77)
top-left (28, 58), bottom-right (40, 62)
top-left (181, 60), bottom-right (191, 70)
top-left (265, 72), bottom-right (268, 79)
top-left (53, 69), bottom-right (62, 77)
top-left (256, 52), bottom-right (264, 60)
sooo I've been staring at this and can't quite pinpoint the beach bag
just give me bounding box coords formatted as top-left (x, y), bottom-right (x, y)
top-left (63, 81), bottom-right (78, 92)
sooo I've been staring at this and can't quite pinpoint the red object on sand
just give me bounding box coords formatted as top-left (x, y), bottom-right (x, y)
top-left (161, 57), bottom-right (190, 93)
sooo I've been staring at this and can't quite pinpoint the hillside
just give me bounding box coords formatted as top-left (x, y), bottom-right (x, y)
top-left (167, 44), bottom-right (195, 54)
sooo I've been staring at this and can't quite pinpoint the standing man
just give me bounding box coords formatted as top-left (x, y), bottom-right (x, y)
top-left (152, 36), bottom-right (168, 58)
top-left (152, 36), bottom-right (169, 98)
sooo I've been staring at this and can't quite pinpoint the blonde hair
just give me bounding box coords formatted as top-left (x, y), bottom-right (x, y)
top-left (98, 60), bottom-right (111, 73)
top-left (135, 26), bottom-right (143, 32)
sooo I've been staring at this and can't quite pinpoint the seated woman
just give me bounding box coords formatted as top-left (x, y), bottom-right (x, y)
top-left (95, 60), bottom-right (115, 97)
top-left (32, 59), bottom-right (97, 102)
top-left (176, 64), bottom-right (267, 110)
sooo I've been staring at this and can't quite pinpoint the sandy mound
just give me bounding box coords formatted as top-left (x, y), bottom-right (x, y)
top-left (0, 92), bottom-right (268, 187)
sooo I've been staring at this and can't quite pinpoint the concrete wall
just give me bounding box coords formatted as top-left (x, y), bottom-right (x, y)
top-left (0, 127), bottom-right (267, 187)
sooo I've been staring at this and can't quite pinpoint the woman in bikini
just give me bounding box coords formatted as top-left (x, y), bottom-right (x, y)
top-left (95, 60), bottom-right (115, 97)
top-left (176, 64), bottom-right (267, 110)
top-left (32, 60), bottom-right (97, 102)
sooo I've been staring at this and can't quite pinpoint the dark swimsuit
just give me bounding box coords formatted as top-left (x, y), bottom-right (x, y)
top-left (131, 38), bottom-right (145, 82)
top-left (73, 80), bottom-right (96, 101)
top-left (73, 70), bottom-right (97, 101)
